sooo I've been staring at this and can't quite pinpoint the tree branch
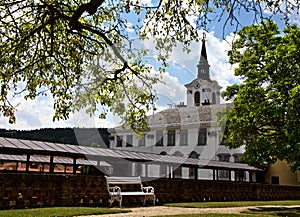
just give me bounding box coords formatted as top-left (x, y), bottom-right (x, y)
top-left (69, 0), bottom-right (105, 29)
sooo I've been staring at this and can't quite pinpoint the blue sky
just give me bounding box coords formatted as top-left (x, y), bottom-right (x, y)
top-left (1, 1), bottom-right (299, 130)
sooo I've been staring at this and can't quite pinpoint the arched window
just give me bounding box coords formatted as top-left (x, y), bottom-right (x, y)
top-left (194, 91), bottom-right (200, 106)
top-left (212, 92), bottom-right (216, 104)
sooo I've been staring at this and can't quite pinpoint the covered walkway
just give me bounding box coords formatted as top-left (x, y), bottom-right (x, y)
top-left (0, 137), bottom-right (262, 182)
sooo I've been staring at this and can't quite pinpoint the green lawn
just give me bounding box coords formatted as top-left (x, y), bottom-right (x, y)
top-left (164, 200), bottom-right (300, 208)
top-left (0, 207), bottom-right (130, 217)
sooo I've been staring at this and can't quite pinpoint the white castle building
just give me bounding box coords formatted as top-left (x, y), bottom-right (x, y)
top-left (108, 37), bottom-right (248, 181)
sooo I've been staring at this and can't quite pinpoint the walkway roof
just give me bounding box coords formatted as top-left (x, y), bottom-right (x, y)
top-left (0, 137), bottom-right (260, 171)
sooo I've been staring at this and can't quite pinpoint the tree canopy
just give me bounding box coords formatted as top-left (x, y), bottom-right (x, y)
top-left (0, 0), bottom-right (299, 132)
top-left (222, 21), bottom-right (300, 170)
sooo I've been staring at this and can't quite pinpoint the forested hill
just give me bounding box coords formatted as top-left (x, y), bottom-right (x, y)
top-left (0, 128), bottom-right (109, 148)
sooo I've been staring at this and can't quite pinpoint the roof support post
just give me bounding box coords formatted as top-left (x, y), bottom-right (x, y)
top-left (171, 166), bottom-right (174, 179)
top-left (213, 169), bottom-right (215, 181)
top-left (73, 158), bottom-right (77, 174)
top-left (26, 154), bottom-right (30, 172)
top-left (49, 155), bottom-right (54, 173)
top-left (168, 165), bottom-right (172, 179)
top-left (228, 170), bottom-right (231, 181)
top-left (145, 163), bottom-right (148, 178)
top-left (249, 171), bottom-right (253, 183)
top-left (235, 170), bottom-right (239, 182)
top-left (194, 167), bottom-right (198, 180)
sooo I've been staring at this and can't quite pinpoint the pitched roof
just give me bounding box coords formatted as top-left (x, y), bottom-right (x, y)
top-left (148, 103), bottom-right (232, 127)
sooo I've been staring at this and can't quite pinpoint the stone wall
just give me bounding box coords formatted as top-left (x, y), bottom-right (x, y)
top-left (1, 173), bottom-right (300, 209)
top-left (145, 178), bottom-right (300, 203)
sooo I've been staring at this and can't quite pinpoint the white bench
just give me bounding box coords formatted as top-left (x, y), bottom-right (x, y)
top-left (105, 176), bottom-right (155, 207)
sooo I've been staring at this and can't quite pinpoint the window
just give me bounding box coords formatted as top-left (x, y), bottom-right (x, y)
top-left (188, 151), bottom-right (199, 178)
top-left (173, 151), bottom-right (183, 178)
top-left (233, 154), bottom-right (242, 163)
top-left (234, 155), bottom-right (246, 181)
top-left (180, 130), bottom-right (188, 146)
top-left (218, 154), bottom-right (230, 162)
top-left (189, 151), bottom-right (199, 159)
top-left (194, 91), bottom-right (200, 106)
top-left (126, 135), bottom-right (133, 147)
top-left (155, 131), bottom-right (164, 146)
top-left (220, 140), bottom-right (227, 146)
top-left (138, 134), bottom-right (146, 147)
top-left (159, 152), bottom-right (167, 177)
top-left (218, 154), bottom-right (230, 178)
top-left (167, 130), bottom-right (175, 146)
top-left (197, 128), bottom-right (207, 145)
top-left (116, 136), bottom-right (123, 147)
top-left (271, 176), bottom-right (279, 185)
top-left (212, 92), bottom-right (216, 104)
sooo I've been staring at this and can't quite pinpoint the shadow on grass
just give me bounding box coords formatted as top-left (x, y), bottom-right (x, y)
top-left (246, 207), bottom-right (300, 217)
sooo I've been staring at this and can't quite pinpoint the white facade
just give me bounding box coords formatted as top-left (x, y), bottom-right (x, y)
top-left (108, 39), bottom-right (247, 181)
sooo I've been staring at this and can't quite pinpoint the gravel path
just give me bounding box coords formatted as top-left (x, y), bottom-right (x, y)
top-left (80, 205), bottom-right (300, 217)
top-left (80, 206), bottom-right (255, 217)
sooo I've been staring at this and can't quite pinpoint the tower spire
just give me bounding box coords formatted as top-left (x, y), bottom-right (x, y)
top-left (200, 32), bottom-right (207, 60)
top-left (197, 32), bottom-right (210, 80)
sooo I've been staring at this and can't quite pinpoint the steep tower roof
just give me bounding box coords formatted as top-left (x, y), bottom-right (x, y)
top-left (200, 37), bottom-right (207, 60)
top-left (197, 33), bottom-right (210, 81)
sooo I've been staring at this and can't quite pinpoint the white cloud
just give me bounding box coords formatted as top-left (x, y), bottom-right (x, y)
top-left (142, 0), bottom-right (153, 7)
top-left (153, 70), bottom-right (186, 108)
top-left (289, 8), bottom-right (300, 26)
top-left (1, 94), bottom-right (121, 130)
top-left (125, 21), bottom-right (134, 33)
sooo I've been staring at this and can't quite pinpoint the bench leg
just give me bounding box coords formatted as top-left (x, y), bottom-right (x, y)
top-left (119, 196), bottom-right (122, 208)
top-left (109, 198), bottom-right (113, 207)
top-left (143, 195), bottom-right (156, 206)
top-left (110, 194), bottom-right (122, 207)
